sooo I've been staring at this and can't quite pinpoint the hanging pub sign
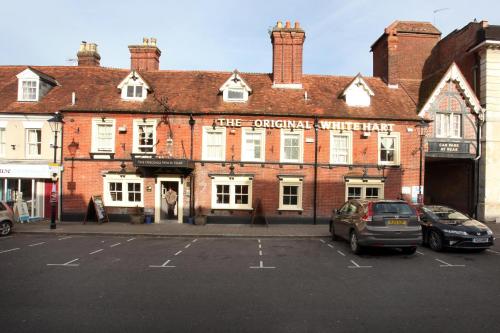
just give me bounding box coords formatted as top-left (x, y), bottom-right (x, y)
top-left (214, 118), bottom-right (395, 132)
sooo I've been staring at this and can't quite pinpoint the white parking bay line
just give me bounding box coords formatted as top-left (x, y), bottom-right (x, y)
top-left (0, 248), bottom-right (20, 254)
top-left (192, 239), bottom-right (198, 243)
top-left (150, 259), bottom-right (176, 268)
top-left (416, 251), bottom-right (424, 255)
top-left (337, 250), bottom-right (346, 257)
top-left (185, 243), bottom-right (191, 249)
top-left (126, 238), bottom-right (136, 242)
top-left (89, 249), bottom-right (104, 255)
top-left (487, 249), bottom-right (500, 255)
top-left (0, 236), bottom-right (12, 240)
top-left (47, 258), bottom-right (80, 267)
top-left (174, 250), bottom-right (182, 256)
top-left (28, 242), bottom-right (45, 247)
top-left (320, 239), bottom-right (326, 244)
top-left (250, 260), bottom-right (275, 269)
top-left (109, 243), bottom-right (121, 248)
top-left (58, 236), bottom-right (72, 241)
top-left (435, 258), bottom-right (465, 267)
top-left (348, 260), bottom-right (372, 269)
top-left (327, 244), bottom-right (334, 249)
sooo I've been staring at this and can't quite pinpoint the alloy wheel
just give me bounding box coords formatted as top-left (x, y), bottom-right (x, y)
top-left (429, 230), bottom-right (443, 252)
top-left (0, 221), bottom-right (11, 236)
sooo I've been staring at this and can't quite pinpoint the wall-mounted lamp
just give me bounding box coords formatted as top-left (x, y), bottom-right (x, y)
top-left (68, 139), bottom-right (79, 157)
top-left (119, 161), bottom-right (127, 178)
top-left (212, 119), bottom-right (217, 130)
top-left (189, 114), bottom-right (195, 127)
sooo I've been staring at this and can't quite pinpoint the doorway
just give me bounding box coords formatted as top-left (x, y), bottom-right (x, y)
top-left (155, 177), bottom-right (183, 223)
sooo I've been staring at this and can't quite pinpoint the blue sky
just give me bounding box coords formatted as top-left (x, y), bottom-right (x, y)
top-left (1, 0), bottom-right (499, 76)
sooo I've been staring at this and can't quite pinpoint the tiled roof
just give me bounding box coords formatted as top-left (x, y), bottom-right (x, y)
top-left (0, 66), bottom-right (419, 121)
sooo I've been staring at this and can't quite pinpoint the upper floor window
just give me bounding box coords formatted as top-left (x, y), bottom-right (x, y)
top-left (133, 119), bottom-right (157, 154)
top-left (219, 70), bottom-right (252, 103)
top-left (16, 68), bottom-right (57, 102)
top-left (118, 71), bottom-right (149, 101)
top-left (202, 126), bottom-right (226, 161)
top-left (378, 132), bottom-right (400, 166)
top-left (330, 130), bottom-right (352, 164)
top-left (0, 127), bottom-right (5, 156)
top-left (280, 129), bottom-right (303, 163)
top-left (436, 113), bottom-right (461, 138)
top-left (26, 129), bottom-right (42, 157)
top-left (21, 80), bottom-right (37, 101)
top-left (91, 118), bottom-right (116, 154)
top-left (241, 128), bottom-right (265, 162)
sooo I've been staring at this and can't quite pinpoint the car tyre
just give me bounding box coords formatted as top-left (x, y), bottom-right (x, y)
top-left (401, 246), bottom-right (417, 255)
top-left (429, 230), bottom-right (443, 252)
top-left (350, 230), bottom-right (362, 255)
top-left (0, 221), bottom-right (12, 236)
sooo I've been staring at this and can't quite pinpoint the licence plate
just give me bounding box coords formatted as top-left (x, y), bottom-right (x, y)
top-left (473, 237), bottom-right (489, 243)
top-left (387, 219), bottom-right (407, 225)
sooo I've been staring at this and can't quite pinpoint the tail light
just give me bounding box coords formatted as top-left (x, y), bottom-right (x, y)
top-left (362, 202), bottom-right (373, 223)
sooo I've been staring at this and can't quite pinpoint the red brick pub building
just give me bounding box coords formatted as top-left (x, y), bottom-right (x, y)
top-left (2, 21), bottom-right (429, 224)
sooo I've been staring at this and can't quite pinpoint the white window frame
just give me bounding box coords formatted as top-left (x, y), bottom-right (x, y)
top-left (378, 132), bottom-right (400, 166)
top-left (202, 126), bottom-right (226, 161)
top-left (345, 179), bottom-right (385, 201)
top-left (211, 176), bottom-right (253, 210)
top-left (435, 112), bottom-right (462, 138)
top-left (133, 119), bottom-right (157, 154)
top-left (103, 174), bottom-right (144, 207)
top-left (25, 128), bottom-right (42, 158)
top-left (91, 118), bottom-right (116, 153)
top-left (280, 129), bottom-right (304, 163)
top-left (330, 130), bottom-right (353, 164)
top-left (123, 82), bottom-right (146, 100)
top-left (241, 127), bottom-right (265, 162)
top-left (0, 124), bottom-right (6, 157)
top-left (18, 79), bottom-right (39, 101)
top-left (278, 177), bottom-right (303, 211)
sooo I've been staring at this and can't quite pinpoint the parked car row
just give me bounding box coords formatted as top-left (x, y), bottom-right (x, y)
top-left (329, 199), bottom-right (495, 255)
top-left (0, 201), bottom-right (15, 236)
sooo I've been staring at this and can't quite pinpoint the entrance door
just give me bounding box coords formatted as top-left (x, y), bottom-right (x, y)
top-left (155, 177), bottom-right (183, 223)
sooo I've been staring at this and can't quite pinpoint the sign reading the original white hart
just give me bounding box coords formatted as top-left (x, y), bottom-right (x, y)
top-left (0, 164), bottom-right (54, 179)
top-left (215, 118), bottom-right (395, 132)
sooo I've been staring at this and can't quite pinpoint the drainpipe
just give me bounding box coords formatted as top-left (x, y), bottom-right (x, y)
top-left (313, 117), bottom-right (319, 225)
top-left (474, 115), bottom-right (483, 218)
top-left (189, 114), bottom-right (195, 218)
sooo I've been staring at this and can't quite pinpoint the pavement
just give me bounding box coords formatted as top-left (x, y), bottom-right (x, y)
top-left (12, 219), bottom-right (500, 238)
top-left (12, 220), bottom-right (331, 238)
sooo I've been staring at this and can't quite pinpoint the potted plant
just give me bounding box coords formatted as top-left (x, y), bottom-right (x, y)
top-left (194, 206), bottom-right (207, 226)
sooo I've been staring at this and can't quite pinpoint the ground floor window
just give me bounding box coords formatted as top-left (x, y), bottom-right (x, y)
top-left (211, 176), bottom-right (252, 209)
top-left (345, 179), bottom-right (384, 201)
top-left (0, 178), bottom-right (44, 217)
top-left (103, 174), bottom-right (143, 207)
top-left (278, 176), bottom-right (303, 210)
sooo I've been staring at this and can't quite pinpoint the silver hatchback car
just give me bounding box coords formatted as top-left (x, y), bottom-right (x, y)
top-left (0, 201), bottom-right (14, 236)
top-left (330, 199), bottom-right (422, 254)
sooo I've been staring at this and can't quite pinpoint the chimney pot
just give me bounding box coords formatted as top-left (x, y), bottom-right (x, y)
top-left (271, 21), bottom-right (305, 87)
top-left (294, 21), bottom-right (300, 29)
top-left (285, 20), bottom-right (291, 28)
top-left (277, 21), bottom-right (283, 28)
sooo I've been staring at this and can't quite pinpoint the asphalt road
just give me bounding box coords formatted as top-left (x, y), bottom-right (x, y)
top-left (1, 234), bottom-right (500, 333)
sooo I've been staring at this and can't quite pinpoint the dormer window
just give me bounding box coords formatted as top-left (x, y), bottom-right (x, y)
top-left (16, 68), bottom-right (58, 102)
top-left (340, 73), bottom-right (374, 107)
top-left (219, 70), bottom-right (252, 103)
top-left (118, 71), bottom-right (150, 101)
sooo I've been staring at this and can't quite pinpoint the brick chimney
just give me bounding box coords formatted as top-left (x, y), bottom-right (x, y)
top-left (128, 37), bottom-right (161, 71)
top-left (77, 42), bottom-right (100, 66)
top-left (371, 21), bottom-right (441, 86)
top-left (271, 20), bottom-right (305, 88)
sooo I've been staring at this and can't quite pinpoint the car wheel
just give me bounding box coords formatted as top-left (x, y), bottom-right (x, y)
top-left (0, 221), bottom-right (12, 236)
top-left (429, 230), bottom-right (443, 252)
top-left (350, 230), bottom-right (362, 255)
top-left (331, 225), bottom-right (339, 241)
top-left (401, 247), bottom-right (417, 255)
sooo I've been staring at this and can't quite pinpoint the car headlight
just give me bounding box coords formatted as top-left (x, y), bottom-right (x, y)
top-left (443, 229), bottom-right (468, 236)
top-left (486, 229), bottom-right (493, 235)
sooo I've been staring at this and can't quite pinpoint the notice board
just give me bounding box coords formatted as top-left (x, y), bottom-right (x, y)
top-left (84, 195), bottom-right (109, 223)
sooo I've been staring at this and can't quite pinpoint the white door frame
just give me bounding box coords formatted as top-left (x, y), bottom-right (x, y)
top-left (155, 176), bottom-right (183, 224)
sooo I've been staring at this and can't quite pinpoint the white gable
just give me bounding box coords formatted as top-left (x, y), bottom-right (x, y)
top-left (117, 71), bottom-right (150, 101)
top-left (219, 70), bottom-right (252, 103)
top-left (16, 68), bottom-right (57, 102)
top-left (16, 68), bottom-right (39, 80)
top-left (419, 63), bottom-right (483, 119)
top-left (341, 74), bottom-right (374, 107)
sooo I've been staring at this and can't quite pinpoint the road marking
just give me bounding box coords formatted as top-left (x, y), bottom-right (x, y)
top-left (0, 248), bottom-right (20, 254)
top-left (320, 239), bottom-right (325, 244)
top-left (259, 250), bottom-right (263, 256)
top-left (0, 236), bottom-right (12, 240)
top-left (487, 249), bottom-right (500, 255)
top-left (250, 260), bottom-right (275, 269)
top-left (174, 250), bottom-right (182, 256)
top-left (58, 236), bottom-right (72, 240)
top-left (47, 258), bottom-right (80, 267)
top-left (185, 243), bottom-right (191, 249)
top-left (258, 244), bottom-right (262, 249)
top-left (89, 249), bottom-right (104, 255)
top-left (28, 242), bottom-right (45, 247)
top-left (258, 239), bottom-right (261, 243)
top-left (110, 243), bottom-right (121, 248)
top-left (126, 238), bottom-right (135, 242)
top-left (348, 260), bottom-right (372, 269)
top-left (327, 244), bottom-right (334, 249)
top-left (149, 259), bottom-right (176, 268)
top-left (416, 251), bottom-right (424, 255)
top-left (192, 239), bottom-right (198, 243)
top-left (337, 250), bottom-right (346, 257)
top-left (435, 258), bottom-right (465, 267)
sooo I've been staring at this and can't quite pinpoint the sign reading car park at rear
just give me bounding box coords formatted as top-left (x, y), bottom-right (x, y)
top-left (428, 141), bottom-right (470, 154)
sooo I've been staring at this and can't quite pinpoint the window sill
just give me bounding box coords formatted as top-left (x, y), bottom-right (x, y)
top-left (211, 207), bottom-right (253, 211)
top-left (90, 152), bottom-right (115, 159)
top-left (277, 208), bottom-right (303, 212)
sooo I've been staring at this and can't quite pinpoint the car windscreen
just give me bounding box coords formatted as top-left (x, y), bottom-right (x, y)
top-left (424, 207), bottom-right (469, 220)
top-left (373, 202), bottom-right (414, 215)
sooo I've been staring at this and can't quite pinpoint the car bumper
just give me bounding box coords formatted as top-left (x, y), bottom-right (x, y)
top-left (443, 235), bottom-right (495, 249)
top-left (358, 228), bottom-right (422, 248)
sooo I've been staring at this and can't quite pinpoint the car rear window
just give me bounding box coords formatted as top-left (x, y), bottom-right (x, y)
top-left (373, 202), bottom-right (414, 215)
